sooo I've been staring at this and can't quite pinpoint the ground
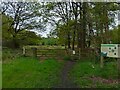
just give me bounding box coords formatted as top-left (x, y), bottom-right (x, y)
top-left (2, 57), bottom-right (64, 88)
top-left (56, 61), bottom-right (77, 88)
top-left (2, 48), bottom-right (119, 88)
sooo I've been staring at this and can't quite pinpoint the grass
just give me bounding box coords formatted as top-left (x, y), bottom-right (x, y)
top-left (0, 63), bottom-right (1, 89)
top-left (2, 47), bottom-right (119, 88)
top-left (2, 57), bottom-right (64, 88)
top-left (69, 59), bottom-right (119, 88)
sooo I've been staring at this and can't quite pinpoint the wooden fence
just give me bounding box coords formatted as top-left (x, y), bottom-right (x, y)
top-left (36, 49), bottom-right (66, 57)
top-left (23, 46), bottom-right (96, 60)
top-left (23, 46), bottom-right (67, 59)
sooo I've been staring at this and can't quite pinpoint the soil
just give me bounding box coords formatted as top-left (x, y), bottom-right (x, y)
top-left (89, 76), bottom-right (119, 84)
top-left (55, 60), bottom-right (78, 88)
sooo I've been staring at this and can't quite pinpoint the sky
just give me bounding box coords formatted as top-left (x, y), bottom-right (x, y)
top-left (30, 24), bottom-right (53, 37)
top-left (118, 11), bottom-right (120, 25)
top-left (36, 11), bottom-right (119, 37)
top-left (1, 1), bottom-right (119, 37)
top-left (1, 0), bottom-right (120, 2)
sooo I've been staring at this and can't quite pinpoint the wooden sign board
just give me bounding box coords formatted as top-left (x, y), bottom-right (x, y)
top-left (101, 44), bottom-right (120, 58)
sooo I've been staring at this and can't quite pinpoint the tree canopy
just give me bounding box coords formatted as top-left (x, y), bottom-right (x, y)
top-left (1, 2), bottom-right (119, 51)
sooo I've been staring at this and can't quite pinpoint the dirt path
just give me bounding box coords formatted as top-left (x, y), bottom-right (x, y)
top-left (55, 60), bottom-right (78, 88)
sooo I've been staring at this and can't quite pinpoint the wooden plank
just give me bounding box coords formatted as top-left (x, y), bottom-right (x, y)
top-left (23, 47), bottom-right (25, 55)
top-left (100, 56), bottom-right (104, 68)
top-left (37, 55), bottom-right (57, 57)
top-left (23, 46), bottom-right (67, 58)
top-left (37, 54), bottom-right (57, 56)
top-left (37, 49), bottom-right (65, 50)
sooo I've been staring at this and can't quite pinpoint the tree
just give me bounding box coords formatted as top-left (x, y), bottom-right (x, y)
top-left (110, 26), bottom-right (120, 44)
top-left (71, 2), bottom-right (79, 50)
top-left (46, 2), bottom-right (73, 49)
top-left (2, 2), bottom-right (44, 48)
top-left (2, 14), bottom-right (13, 40)
top-left (17, 30), bottom-right (41, 46)
top-left (89, 2), bottom-right (118, 48)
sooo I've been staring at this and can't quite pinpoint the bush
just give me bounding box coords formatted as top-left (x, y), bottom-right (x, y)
top-left (2, 48), bottom-right (22, 62)
top-left (63, 55), bottom-right (71, 61)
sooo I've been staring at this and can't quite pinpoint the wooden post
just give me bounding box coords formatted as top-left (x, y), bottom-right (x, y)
top-left (34, 48), bottom-right (37, 57)
top-left (32, 48), bottom-right (37, 57)
top-left (100, 56), bottom-right (104, 68)
top-left (79, 48), bottom-right (80, 60)
top-left (23, 47), bottom-right (25, 56)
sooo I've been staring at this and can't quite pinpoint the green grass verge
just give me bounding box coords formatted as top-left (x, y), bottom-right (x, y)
top-left (69, 60), bottom-right (119, 88)
top-left (0, 62), bottom-right (2, 89)
top-left (2, 57), bottom-right (64, 88)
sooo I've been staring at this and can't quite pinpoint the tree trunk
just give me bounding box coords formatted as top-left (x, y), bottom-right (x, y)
top-left (77, 26), bottom-right (81, 48)
top-left (72, 2), bottom-right (79, 50)
top-left (72, 29), bottom-right (75, 50)
top-left (77, 2), bottom-right (82, 48)
top-left (104, 3), bottom-right (109, 43)
top-left (12, 34), bottom-right (19, 48)
top-left (67, 31), bottom-right (71, 49)
top-left (82, 2), bottom-right (87, 49)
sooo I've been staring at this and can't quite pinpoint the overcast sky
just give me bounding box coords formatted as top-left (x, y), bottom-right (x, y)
top-left (1, 0), bottom-right (120, 2)
top-left (1, 1), bottom-right (119, 37)
top-left (34, 11), bottom-right (119, 37)
top-left (30, 23), bottom-right (54, 37)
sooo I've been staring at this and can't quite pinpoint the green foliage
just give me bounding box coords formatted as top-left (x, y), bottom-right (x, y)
top-left (2, 14), bottom-right (41, 48)
top-left (2, 48), bottom-right (22, 62)
top-left (56, 23), bottom-right (70, 45)
top-left (2, 14), bottom-right (13, 40)
top-left (17, 30), bottom-right (41, 46)
top-left (40, 38), bottom-right (58, 45)
top-left (2, 29), bottom-right (41, 48)
top-left (46, 3), bottom-right (54, 10)
top-left (63, 55), bottom-right (72, 61)
top-left (110, 26), bottom-right (120, 44)
top-left (3, 57), bottom-right (64, 88)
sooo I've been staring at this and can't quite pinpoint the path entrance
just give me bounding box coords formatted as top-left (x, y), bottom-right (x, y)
top-left (55, 61), bottom-right (78, 88)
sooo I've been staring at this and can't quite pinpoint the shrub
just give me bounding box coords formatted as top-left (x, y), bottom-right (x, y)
top-left (2, 48), bottom-right (22, 62)
top-left (63, 55), bottom-right (71, 61)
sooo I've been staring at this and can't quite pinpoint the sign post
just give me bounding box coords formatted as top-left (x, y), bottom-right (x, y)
top-left (100, 55), bottom-right (104, 68)
top-left (23, 47), bottom-right (25, 56)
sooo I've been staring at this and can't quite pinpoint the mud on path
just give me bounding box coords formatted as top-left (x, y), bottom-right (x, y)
top-left (55, 60), bottom-right (78, 88)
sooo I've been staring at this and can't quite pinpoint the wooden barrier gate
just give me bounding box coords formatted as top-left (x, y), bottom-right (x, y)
top-left (23, 46), bottom-right (67, 60)
top-left (23, 46), bottom-right (95, 60)
top-left (36, 49), bottom-right (67, 59)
